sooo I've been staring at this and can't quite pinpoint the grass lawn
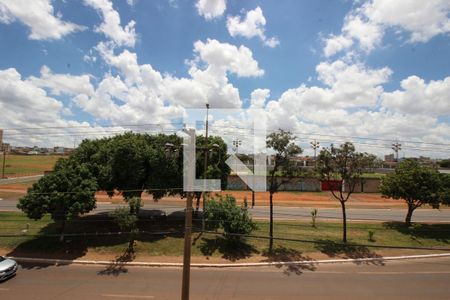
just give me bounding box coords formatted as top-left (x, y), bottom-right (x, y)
top-left (0, 154), bottom-right (62, 177)
top-left (1, 212), bottom-right (449, 261)
top-left (362, 173), bottom-right (386, 179)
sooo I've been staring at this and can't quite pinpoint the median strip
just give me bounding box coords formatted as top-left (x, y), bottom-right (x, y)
top-left (7, 253), bottom-right (450, 268)
top-left (101, 294), bottom-right (154, 299)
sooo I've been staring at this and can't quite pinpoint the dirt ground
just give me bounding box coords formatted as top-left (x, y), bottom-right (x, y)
top-left (94, 190), bottom-right (406, 209)
top-left (0, 183), bottom-right (407, 209)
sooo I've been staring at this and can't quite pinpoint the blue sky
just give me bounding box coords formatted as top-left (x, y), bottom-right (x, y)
top-left (0, 0), bottom-right (449, 157)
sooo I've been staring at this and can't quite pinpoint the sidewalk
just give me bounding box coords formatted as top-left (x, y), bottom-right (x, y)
top-left (7, 251), bottom-right (450, 268)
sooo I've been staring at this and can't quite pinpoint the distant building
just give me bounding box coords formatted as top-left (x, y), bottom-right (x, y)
top-left (53, 147), bottom-right (74, 155)
top-left (54, 147), bottom-right (65, 154)
top-left (406, 156), bottom-right (438, 168)
top-left (12, 146), bottom-right (33, 154)
top-left (384, 154), bottom-right (395, 162)
top-left (2, 143), bottom-right (11, 154)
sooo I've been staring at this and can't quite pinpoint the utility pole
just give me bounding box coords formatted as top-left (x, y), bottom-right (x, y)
top-left (203, 103), bottom-right (210, 182)
top-left (310, 140), bottom-right (320, 166)
top-left (392, 141), bottom-right (402, 162)
top-left (202, 103), bottom-right (210, 230)
top-left (1, 147), bottom-right (5, 179)
top-left (0, 129), bottom-right (4, 179)
top-left (181, 191), bottom-right (193, 300)
top-left (180, 128), bottom-right (195, 300)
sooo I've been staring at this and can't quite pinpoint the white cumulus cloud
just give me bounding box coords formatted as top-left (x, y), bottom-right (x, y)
top-left (0, 0), bottom-right (85, 40)
top-left (28, 66), bottom-right (95, 97)
top-left (84, 0), bottom-right (137, 47)
top-left (192, 39), bottom-right (264, 77)
top-left (323, 34), bottom-right (354, 57)
top-left (381, 75), bottom-right (450, 116)
top-left (363, 0), bottom-right (450, 43)
top-left (227, 6), bottom-right (279, 48)
top-left (250, 89), bottom-right (270, 108)
top-left (196, 0), bottom-right (226, 20)
top-left (323, 0), bottom-right (450, 57)
top-left (0, 68), bottom-right (115, 147)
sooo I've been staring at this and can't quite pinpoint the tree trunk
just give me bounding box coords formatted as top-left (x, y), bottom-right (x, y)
top-left (405, 203), bottom-right (415, 227)
top-left (127, 238), bottom-right (135, 254)
top-left (269, 192), bottom-right (274, 253)
top-left (59, 219), bottom-right (66, 242)
top-left (340, 201), bottom-right (347, 243)
top-left (129, 203), bottom-right (135, 215)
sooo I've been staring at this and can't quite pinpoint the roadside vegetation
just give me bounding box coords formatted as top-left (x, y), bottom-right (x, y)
top-left (380, 159), bottom-right (450, 226)
top-left (9, 133), bottom-right (450, 263)
top-left (1, 211), bottom-right (448, 261)
top-left (316, 142), bottom-right (376, 242)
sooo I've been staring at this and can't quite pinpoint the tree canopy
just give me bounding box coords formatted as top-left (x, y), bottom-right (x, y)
top-left (380, 159), bottom-right (449, 226)
top-left (18, 132), bottom-right (231, 220)
top-left (439, 159), bottom-right (450, 168)
top-left (18, 158), bottom-right (97, 222)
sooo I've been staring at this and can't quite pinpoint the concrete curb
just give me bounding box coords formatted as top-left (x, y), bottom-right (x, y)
top-left (8, 253), bottom-right (450, 268)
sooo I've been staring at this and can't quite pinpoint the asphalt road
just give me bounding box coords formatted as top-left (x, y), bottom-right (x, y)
top-left (1, 257), bottom-right (450, 299)
top-left (1, 199), bottom-right (450, 222)
top-left (0, 175), bottom-right (43, 185)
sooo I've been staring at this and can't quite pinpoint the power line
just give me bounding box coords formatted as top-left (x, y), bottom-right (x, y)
top-left (2, 123), bottom-right (450, 155)
top-left (213, 124), bottom-right (450, 147)
top-left (3, 121), bottom-right (450, 147)
top-left (2, 122), bottom-right (184, 131)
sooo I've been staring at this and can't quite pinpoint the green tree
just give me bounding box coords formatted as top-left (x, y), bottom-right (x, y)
top-left (17, 158), bottom-right (97, 236)
top-left (439, 174), bottom-right (450, 205)
top-left (316, 142), bottom-right (373, 242)
top-left (109, 199), bottom-right (140, 252)
top-left (72, 132), bottom-right (230, 215)
top-left (204, 195), bottom-right (257, 243)
top-left (380, 159), bottom-right (448, 226)
top-left (73, 133), bottom-right (185, 214)
top-left (439, 159), bottom-right (450, 168)
top-left (193, 135), bottom-right (230, 211)
top-left (266, 129), bottom-right (302, 251)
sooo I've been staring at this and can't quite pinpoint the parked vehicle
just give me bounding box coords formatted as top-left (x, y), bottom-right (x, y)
top-left (0, 256), bottom-right (17, 281)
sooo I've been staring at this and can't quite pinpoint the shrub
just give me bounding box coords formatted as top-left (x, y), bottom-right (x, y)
top-left (204, 194), bottom-right (257, 243)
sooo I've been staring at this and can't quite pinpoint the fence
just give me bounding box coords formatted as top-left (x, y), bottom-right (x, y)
top-left (227, 175), bottom-right (322, 192)
top-left (227, 175), bottom-right (381, 193)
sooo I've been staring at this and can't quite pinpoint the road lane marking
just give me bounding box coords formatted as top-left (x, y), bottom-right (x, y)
top-left (356, 271), bottom-right (450, 275)
top-left (101, 294), bottom-right (154, 299)
top-left (410, 271), bottom-right (450, 274)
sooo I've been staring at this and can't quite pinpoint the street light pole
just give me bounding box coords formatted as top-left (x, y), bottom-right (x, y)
top-left (1, 149), bottom-right (5, 179)
top-left (202, 103), bottom-right (210, 230)
top-left (310, 140), bottom-right (320, 166)
top-left (392, 141), bottom-right (402, 162)
top-left (232, 139), bottom-right (242, 173)
top-left (203, 104), bottom-right (210, 182)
